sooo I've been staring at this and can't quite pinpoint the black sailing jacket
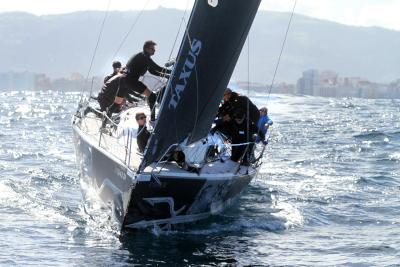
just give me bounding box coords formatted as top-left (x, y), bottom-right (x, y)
top-left (125, 51), bottom-right (171, 82)
top-left (218, 92), bottom-right (260, 125)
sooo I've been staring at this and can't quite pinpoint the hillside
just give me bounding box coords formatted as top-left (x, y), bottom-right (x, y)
top-left (0, 9), bottom-right (399, 83)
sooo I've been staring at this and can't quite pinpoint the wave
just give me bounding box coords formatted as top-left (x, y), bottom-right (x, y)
top-left (389, 153), bottom-right (400, 161)
top-left (353, 131), bottom-right (388, 139)
top-left (355, 175), bottom-right (399, 187)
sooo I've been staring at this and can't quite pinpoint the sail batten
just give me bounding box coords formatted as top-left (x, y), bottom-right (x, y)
top-left (141, 0), bottom-right (262, 168)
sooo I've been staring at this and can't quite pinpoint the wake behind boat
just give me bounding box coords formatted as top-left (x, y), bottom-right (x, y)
top-left (72, 0), bottom-right (265, 232)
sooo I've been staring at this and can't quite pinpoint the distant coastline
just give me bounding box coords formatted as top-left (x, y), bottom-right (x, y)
top-left (1, 70), bottom-right (399, 99)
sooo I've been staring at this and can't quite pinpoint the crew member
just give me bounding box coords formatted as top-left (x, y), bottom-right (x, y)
top-left (257, 107), bottom-right (273, 139)
top-left (97, 74), bottom-right (130, 114)
top-left (104, 60), bottom-right (122, 83)
top-left (230, 109), bottom-right (259, 164)
top-left (135, 112), bottom-right (151, 153)
top-left (217, 88), bottom-right (260, 127)
top-left (125, 40), bottom-right (171, 122)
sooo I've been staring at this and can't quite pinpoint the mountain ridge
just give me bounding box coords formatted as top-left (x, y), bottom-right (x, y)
top-left (1, 9), bottom-right (399, 83)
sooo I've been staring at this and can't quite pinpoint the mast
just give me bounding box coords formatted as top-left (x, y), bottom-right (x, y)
top-left (141, 0), bottom-right (262, 169)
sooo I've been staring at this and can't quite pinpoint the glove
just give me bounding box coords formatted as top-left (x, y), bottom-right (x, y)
top-left (262, 140), bottom-right (268, 145)
top-left (165, 59), bottom-right (176, 67)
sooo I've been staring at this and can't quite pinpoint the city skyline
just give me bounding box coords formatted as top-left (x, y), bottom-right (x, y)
top-left (2, 69), bottom-right (399, 99)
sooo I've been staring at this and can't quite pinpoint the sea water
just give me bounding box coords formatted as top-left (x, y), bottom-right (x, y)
top-left (0, 90), bottom-right (399, 266)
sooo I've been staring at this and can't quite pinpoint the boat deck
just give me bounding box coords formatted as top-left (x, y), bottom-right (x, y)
top-left (75, 110), bottom-right (254, 178)
top-left (76, 112), bottom-right (143, 170)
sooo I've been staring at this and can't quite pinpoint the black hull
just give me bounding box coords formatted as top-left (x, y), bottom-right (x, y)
top-left (73, 124), bottom-right (255, 231)
top-left (123, 172), bottom-right (253, 229)
top-left (73, 124), bottom-right (134, 222)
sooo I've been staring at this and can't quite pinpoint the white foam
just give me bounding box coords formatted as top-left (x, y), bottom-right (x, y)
top-left (0, 182), bottom-right (21, 203)
top-left (389, 152), bottom-right (400, 161)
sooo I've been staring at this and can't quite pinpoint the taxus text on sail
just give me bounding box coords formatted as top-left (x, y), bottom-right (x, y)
top-left (168, 39), bottom-right (202, 109)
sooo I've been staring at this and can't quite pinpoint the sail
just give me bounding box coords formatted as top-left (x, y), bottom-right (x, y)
top-left (141, 0), bottom-right (261, 168)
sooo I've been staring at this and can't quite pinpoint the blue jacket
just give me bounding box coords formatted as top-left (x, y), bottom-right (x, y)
top-left (257, 114), bottom-right (273, 135)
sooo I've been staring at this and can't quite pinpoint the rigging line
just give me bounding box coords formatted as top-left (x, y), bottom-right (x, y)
top-left (247, 34), bottom-right (250, 161)
top-left (151, 0), bottom-right (191, 113)
top-left (111, 0), bottom-right (150, 60)
top-left (167, 0), bottom-right (192, 61)
top-left (81, 0), bottom-right (112, 99)
top-left (148, 1), bottom-right (192, 93)
top-left (266, 0), bottom-right (297, 102)
top-left (253, 127), bottom-right (273, 182)
top-left (148, 1), bottom-right (191, 121)
top-left (153, 0), bottom-right (192, 86)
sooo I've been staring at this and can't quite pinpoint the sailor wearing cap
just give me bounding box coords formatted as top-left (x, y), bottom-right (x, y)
top-left (104, 60), bottom-right (122, 83)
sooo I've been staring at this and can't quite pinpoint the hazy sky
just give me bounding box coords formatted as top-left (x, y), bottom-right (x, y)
top-left (1, 0), bottom-right (399, 31)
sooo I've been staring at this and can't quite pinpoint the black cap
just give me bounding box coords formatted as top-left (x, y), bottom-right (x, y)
top-left (112, 61), bottom-right (122, 68)
top-left (224, 88), bottom-right (232, 95)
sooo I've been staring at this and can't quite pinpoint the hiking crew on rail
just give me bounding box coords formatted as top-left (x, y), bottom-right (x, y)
top-left (97, 40), bottom-right (171, 120)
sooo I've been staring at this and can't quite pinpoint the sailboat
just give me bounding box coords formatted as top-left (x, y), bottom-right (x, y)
top-left (72, 0), bottom-right (264, 231)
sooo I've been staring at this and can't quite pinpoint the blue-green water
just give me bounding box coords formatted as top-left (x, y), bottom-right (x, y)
top-left (0, 91), bottom-right (399, 266)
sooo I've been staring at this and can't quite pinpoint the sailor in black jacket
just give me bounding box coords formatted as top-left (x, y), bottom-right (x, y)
top-left (218, 88), bottom-right (260, 127)
top-left (135, 112), bottom-right (151, 153)
top-left (97, 74), bottom-right (130, 113)
top-left (125, 40), bottom-right (171, 122)
top-left (212, 108), bottom-right (259, 164)
top-left (230, 109), bottom-right (259, 163)
top-left (103, 60), bottom-right (122, 83)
